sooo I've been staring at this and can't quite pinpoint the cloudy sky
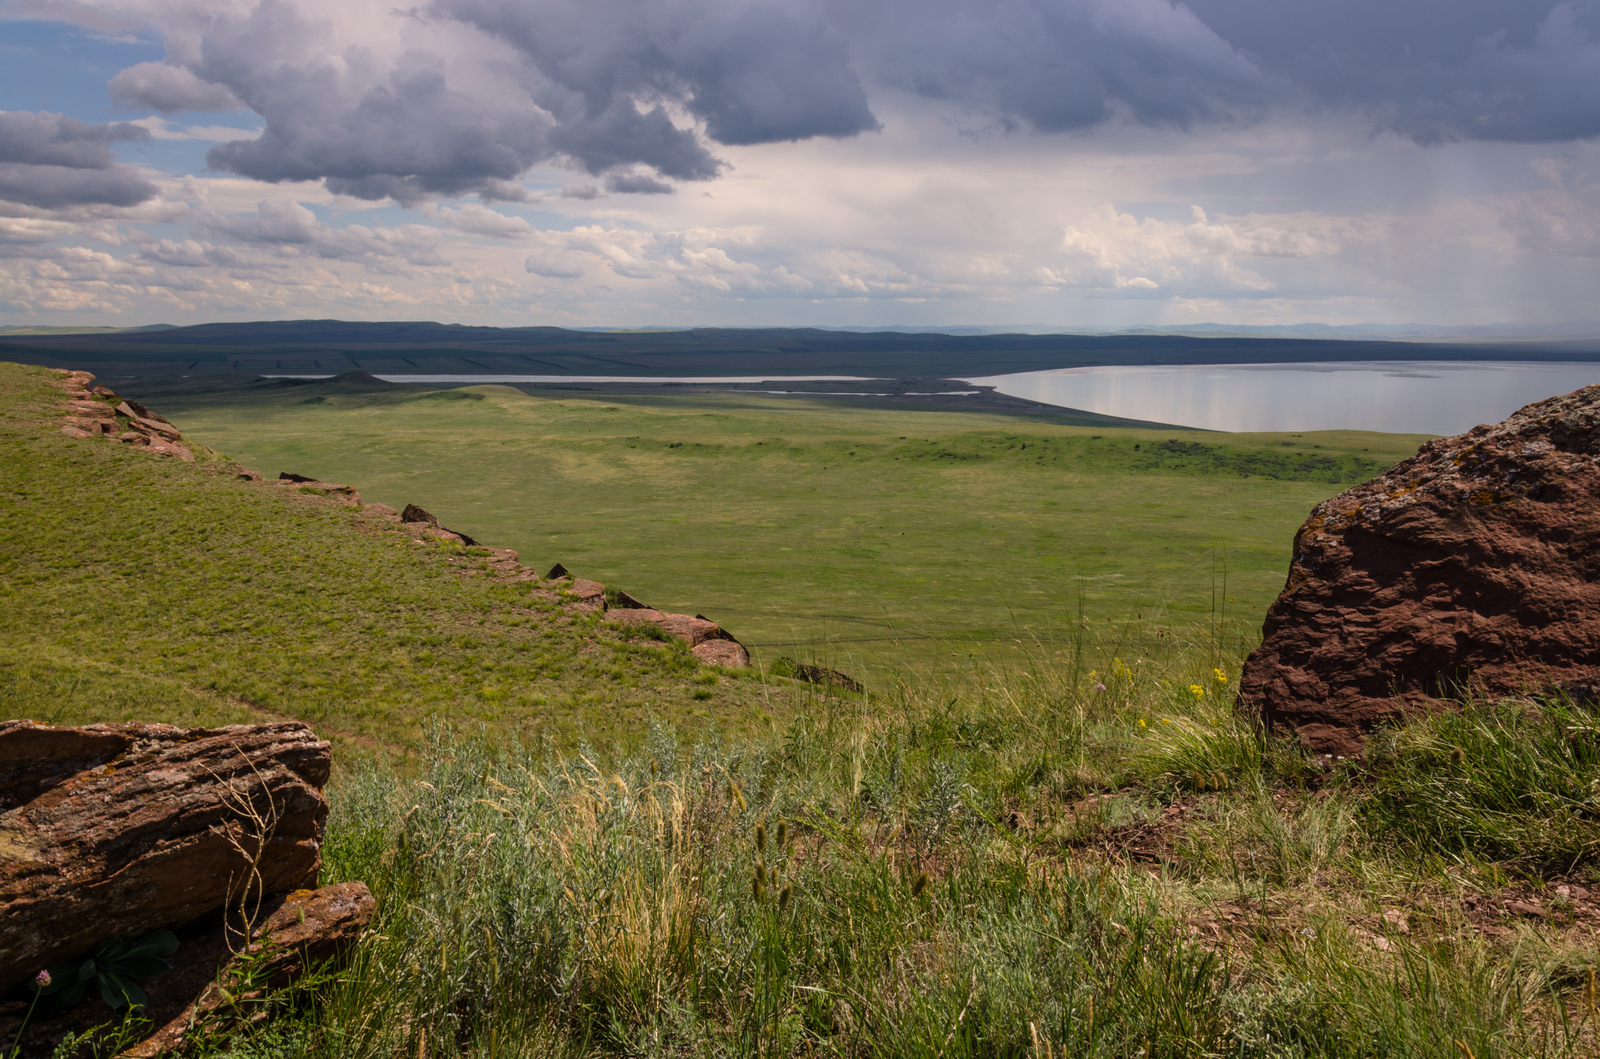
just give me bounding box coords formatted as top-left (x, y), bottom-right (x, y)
top-left (0, 0), bottom-right (1597, 329)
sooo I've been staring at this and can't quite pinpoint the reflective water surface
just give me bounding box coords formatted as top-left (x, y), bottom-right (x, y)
top-left (964, 361), bottom-right (1600, 434)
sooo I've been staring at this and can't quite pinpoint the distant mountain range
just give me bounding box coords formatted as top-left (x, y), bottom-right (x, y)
top-left (1, 319), bottom-right (1596, 379)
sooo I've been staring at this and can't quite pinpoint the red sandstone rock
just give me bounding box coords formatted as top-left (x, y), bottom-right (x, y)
top-left (115, 399), bottom-right (173, 425)
top-left (0, 721), bottom-right (331, 993)
top-left (692, 639), bottom-right (751, 667)
top-left (568, 577), bottom-right (607, 610)
top-left (129, 416), bottom-right (183, 441)
top-left (1237, 385), bottom-right (1600, 755)
top-left (1, 883), bottom-right (374, 1059)
top-left (147, 437), bottom-right (197, 461)
top-left (118, 882), bottom-right (376, 1058)
top-left (398, 503), bottom-right (475, 543)
top-left (610, 607), bottom-right (750, 666)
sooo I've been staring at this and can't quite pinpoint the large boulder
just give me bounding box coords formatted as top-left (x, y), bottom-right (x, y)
top-left (1237, 385), bottom-right (1600, 755)
top-left (0, 721), bottom-right (330, 992)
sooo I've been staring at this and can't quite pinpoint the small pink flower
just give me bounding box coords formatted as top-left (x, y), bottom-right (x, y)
top-left (35, 969), bottom-right (51, 987)
top-left (1095, 683), bottom-right (1106, 692)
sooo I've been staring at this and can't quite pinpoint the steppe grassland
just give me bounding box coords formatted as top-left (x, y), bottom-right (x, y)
top-left (5, 361), bottom-right (1599, 1057)
top-left (0, 363), bottom-right (779, 753)
top-left (152, 380), bottom-right (1430, 681)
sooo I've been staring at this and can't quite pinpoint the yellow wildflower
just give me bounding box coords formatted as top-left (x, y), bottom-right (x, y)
top-left (1136, 718), bottom-right (1147, 728)
top-left (1213, 668), bottom-right (1228, 683)
top-left (1189, 684), bottom-right (1204, 697)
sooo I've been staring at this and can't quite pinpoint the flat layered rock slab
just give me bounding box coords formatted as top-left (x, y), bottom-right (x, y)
top-left (0, 721), bottom-right (331, 992)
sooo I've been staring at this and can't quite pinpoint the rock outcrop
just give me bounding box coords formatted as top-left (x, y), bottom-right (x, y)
top-left (0, 721), bottom-right (331, 993)
top-left (608, 607), bottom-right (751, 666)
top-left (275, 472), bottom-right (361, 505)
top-left (359, 503), bottom-right (749, 660)
top-left (47, 367), bottom-right (751, 671)
top-left (53, 371), bottom-right (194, 460)
top-left (398, 502), bottom-right (477, 545)
top-left (0, 882), bottom-right (374, 1058)
top-left (114, 883), bottom-right (375, 1058)
top-left (1237, 385), bottom-right (1600, 755)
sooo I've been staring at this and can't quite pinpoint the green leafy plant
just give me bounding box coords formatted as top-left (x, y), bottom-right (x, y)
top-left (37, 930), bottom-right (179, 1011)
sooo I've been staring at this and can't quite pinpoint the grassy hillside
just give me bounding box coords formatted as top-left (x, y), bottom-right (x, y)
top-left (5, 361), bottom-right (1599, 1059)
top-left (132, 373), bottom-right (1430, 680)
top-left (0, 362), bottom-right (780, 753)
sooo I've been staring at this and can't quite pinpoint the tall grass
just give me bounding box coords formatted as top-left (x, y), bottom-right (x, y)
top-left (219, 654), bottom-right (1591, 1059)
top-left (1364, 695), bottom-right (1600, 871)
top-left (312, 724), bottom-right (1239, 1058)
top-left (19, 633), bottom-right (1591, 1057)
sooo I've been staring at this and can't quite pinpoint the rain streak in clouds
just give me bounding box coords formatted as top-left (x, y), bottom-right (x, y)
top-left (0, 0), bottom-right (1598, 325)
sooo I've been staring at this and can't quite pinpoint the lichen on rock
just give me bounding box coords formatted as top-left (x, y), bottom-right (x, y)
top-left (1238, 384), bottom-right (1600, 756)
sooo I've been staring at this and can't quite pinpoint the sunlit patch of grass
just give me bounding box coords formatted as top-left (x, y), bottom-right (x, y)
top-left (272, 695), bottom-right (1597, 1059)
top-left (0, 361), bottom-right (783, 752)
top-left (136, 374), bottom-right (1425, 680)
top-left (1363, 695), bottom-right (1600, 872)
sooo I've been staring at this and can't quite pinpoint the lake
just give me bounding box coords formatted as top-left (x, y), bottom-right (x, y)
top-left (964, 361), bottom-right (1600, 434)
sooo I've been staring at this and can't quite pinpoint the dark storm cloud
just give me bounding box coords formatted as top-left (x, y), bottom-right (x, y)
top-left (1182, 0), bottom-right (1600, 142)
top-left (434, 0), bottom-right (879, 147)
top-left (841, 0), bottom-right (1600, 141)
top-left (107, 0), bottom-right (1600, 209)
top-left (190, 4), bottom-right (551, 205)
top-left (834, 0), bottom-right (1270, 132)
top-left (0, 112), bottom-right (157, 209)
top-left (136, 0), bottom-right (875, 203)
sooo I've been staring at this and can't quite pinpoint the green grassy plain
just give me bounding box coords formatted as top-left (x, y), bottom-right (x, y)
top-left (0, 364), bottom-right (782, 753)
top-left (6, 362), bottom-right (1600, 1058)
top-left (139, 376), bottom-right (1429, 681)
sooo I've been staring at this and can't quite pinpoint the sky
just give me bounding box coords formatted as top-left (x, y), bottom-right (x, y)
top-left (0, 0), bottom-right (1597, 329)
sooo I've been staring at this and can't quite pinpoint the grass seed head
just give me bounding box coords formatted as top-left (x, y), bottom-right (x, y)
top-left (911, 871), bottom-right (928, 898)
top-left (755, 822), bottom-right (767, 853)
top-left (779, 883), bottom-right (792, 910)
top-left (776, 819), bottom-right (788, 849)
